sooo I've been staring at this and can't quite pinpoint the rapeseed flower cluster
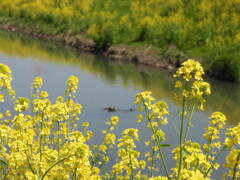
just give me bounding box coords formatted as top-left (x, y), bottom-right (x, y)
top-left (225, 123), bottom-right (240, 149)
top-left (65, 75), bottom-right (78, 98)
top-left (173, 59), bottom-right (213, 179)
top-left (135, 91), bottom-right (169, 178)
top-left (112, 128), bottom-right (147, 179)
top-left (174, 59), bottom-right (205, 81)
top-left (0, 60), bottom-right (239, 179)
top-left (0, 64), bottom-right (15, 101)
top-left (223, 123), bottom-right (240, 179)
top-left (91, 116), bottom-right (118, 172)
top-left (203, 112), bottom-right (226, 152)
top-left (172, 141), bottom-right (211, 179)
top-left (14, 97), bottom-right (30, 113)
top-left (31, 77), bottom-right (43, 97)
top-left (174, 59), bottom-right (211, 110)
top-left (0, 69), bottom-right (100, 179)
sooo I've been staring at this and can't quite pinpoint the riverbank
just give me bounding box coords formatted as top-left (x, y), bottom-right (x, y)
top-left (0, 18), bottom-right (239, 83)
top-left (0, 0), bottom-right (239, 82)
top-left (0, 19), bottom-right (184, 72)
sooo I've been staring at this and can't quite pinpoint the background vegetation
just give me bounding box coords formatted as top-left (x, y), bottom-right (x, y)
top-left (0, 0), bottom-right (239, 81)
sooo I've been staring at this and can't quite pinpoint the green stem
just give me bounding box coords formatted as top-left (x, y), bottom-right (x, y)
top-left (128, 146), bottom-right (134, 180)
top-left (72, 160), bottom-right (80, 180)
top-left (184, 102), bottom-right (196, 142)
top-left (205, 126), bottom-right (217, 161)
top-left (91, 154), bottom-right (100, 167)
top-left (67, 97), bottom-right (71, 137)
top-left (40, 113), bottom-right (44, 162)
top-left (26, 151), bottom-right (35, 174)
top-left (0, 158), bottom-right (8, 167)
top-left (111, 172), bottom-right (116, 180)
top-left (156, 135), bottom-right (169, 178)
top-left (98, 148), bottom-right (110, 170)
top-left (57, 121), bottom-right (60, 161)
top-left (39, 112), bottom-right (45, 176)
top-left (204, 145), bottom-right (226, 177)
top-left (151, 142), bottom-right (156, 177)
top-left (91, 125), bottom-right (113, 166)
top-left (232, 151), bottom-right (240, 180)
top-left (177, 82), bottom-right (187, 180)
top-left (36, 164), bottom-right (40, 180)
top-left (143, 103), bottom-right (170, 179)
top-left (41, 154), bottom-right (75, 180)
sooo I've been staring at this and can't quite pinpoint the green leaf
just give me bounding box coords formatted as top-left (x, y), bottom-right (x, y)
top-left (182, 147), bottom-right (191, 155)
top-left (0, 157), bottom-right (8, 166)
top-left (36, 165), bottom-right (40, 180)
top-left (173, 123), bottom-right (180, 135)
top-left (41, 154), bottom-right (75, 180)
top-left (160, 144), bottom-right (172, 147)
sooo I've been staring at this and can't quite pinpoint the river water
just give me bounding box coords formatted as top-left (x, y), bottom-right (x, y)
top-left (0, 30), bottom-right (239, 178)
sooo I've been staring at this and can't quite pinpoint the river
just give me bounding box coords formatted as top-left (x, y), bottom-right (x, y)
top-left (0, 30), bottom-right (239, 178)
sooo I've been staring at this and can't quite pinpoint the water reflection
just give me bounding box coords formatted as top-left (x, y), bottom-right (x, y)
top-left (0, 30), bottom-right (239, 126)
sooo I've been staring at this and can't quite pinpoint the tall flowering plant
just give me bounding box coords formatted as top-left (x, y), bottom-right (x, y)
top-left (134, 59), bottom-right (239, 180)
top-left (0, 64), bottom-right (100, 179)
top-left (0, 60), bottom-right (239, 179)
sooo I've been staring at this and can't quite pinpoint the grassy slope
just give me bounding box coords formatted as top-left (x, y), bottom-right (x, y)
top-left (0, 0), bottom-right (239, 82)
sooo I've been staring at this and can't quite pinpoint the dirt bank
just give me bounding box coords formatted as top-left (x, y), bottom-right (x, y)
top-left (0, 21), bottom-right (186, 73)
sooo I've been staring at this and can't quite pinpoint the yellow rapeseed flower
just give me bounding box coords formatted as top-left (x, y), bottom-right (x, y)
top-left (174, 59), bottom-right (204, 81)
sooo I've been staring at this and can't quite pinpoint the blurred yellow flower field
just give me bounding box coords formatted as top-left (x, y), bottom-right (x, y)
top-left (0, 0), bottom-right (240, 81)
